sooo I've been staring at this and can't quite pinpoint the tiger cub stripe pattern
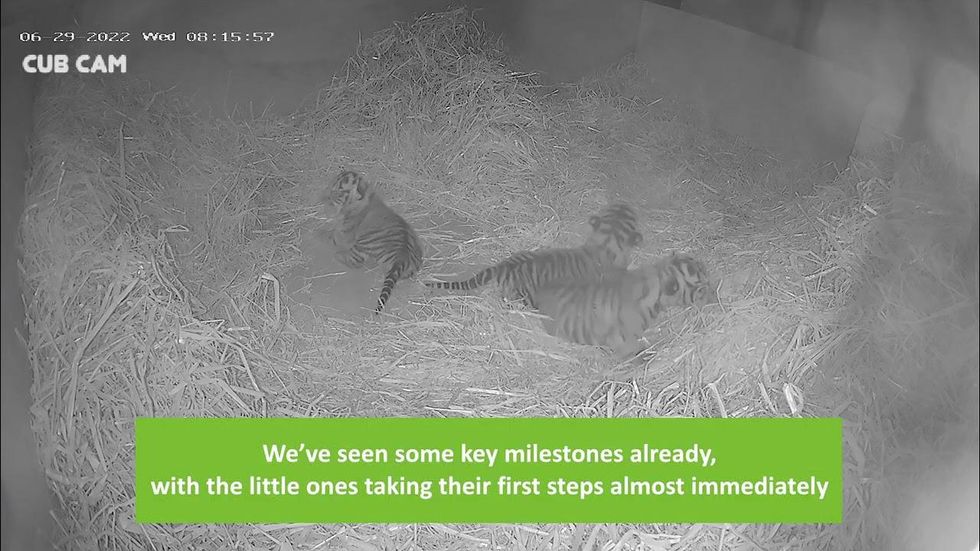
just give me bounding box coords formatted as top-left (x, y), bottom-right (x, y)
top-left (424, 202), bottom-right (642, 306)
top-left (326, 170), bottom-right (423, 314)
top-left (532, 252), bottom-right (715, 352)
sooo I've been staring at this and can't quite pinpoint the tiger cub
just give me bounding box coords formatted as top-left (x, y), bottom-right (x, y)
top-left (531, 252), bottom-right (715, 354)
top-left (325, 170), bottom-right (423, 314)
top-left (424, 202), bottom-right (643, 306)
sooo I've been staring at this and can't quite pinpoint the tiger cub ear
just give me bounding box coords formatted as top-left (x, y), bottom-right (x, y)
top-left (628, 271), bottom-right (650, 301)
top-left (698, 280), bottom-right (721, 305)
top-left (335, 170), bottom-right (356, 187)
top-left (626, 230), bottom-right (643, 247)
top-left (351, 174), bottom-right (371, 201)
top-left (659, 264), bottom-right (680, 297)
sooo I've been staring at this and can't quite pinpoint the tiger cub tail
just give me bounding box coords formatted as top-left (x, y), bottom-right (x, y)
top-left (376, 259), bottom-right (408, 314)
top-left (423, 265), bottom-right (498, 292)
top-left (424, 202), bottom-right (642, 300)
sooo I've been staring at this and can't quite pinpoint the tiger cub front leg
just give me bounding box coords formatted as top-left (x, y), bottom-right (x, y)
top-left (334, 245), bottom-right (368, 269)
top-left (333, 232), bottom-right (381, 270)
top-left (331, 227), bottom-right (366, 269)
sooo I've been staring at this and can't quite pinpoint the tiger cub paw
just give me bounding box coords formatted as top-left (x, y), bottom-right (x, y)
top-left (611, 338), bottom-right (648, 363)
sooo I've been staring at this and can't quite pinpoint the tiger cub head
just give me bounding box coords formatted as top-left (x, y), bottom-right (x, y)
top-left (656, 252), bottom-right (717, 307)
top-left (327, 170), bottom-right (373, 209)
top-left (585, 203), bottom-right (643, 266)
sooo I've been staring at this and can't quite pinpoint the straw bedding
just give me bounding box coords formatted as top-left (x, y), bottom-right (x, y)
top-left (20, 8), bottom-right (979, 550)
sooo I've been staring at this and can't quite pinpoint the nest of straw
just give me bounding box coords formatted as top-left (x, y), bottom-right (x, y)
top-left (21, 7), bottom-right (978, 550)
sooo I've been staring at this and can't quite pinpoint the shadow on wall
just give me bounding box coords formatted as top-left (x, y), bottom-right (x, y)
top-left (637, 3), bottom-right (875, 169)
top-left (683, 0), bottom-right (824, 48)
top-left (469, 0), bottom-right (642, 85)
top-left (679, 0), bottom-right (978, 176)
top-left (813, 0), bottom-right (978, 176)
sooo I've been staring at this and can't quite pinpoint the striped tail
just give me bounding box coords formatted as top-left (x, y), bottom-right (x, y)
top-left (376, 262), bottom-right (407, 314)
top-left (423, 266), bottom-right (496, 292)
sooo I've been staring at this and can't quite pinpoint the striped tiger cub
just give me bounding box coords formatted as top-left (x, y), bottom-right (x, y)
top-left (325, 170), bottom-right (423, 314)
top-left (424, 202), bottom-right (643, 306)
top-left (531, 252), bottom-right (715, 354)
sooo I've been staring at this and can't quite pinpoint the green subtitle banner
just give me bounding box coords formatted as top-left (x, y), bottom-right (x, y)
top-left (135, 417), bottom-right (842, 523)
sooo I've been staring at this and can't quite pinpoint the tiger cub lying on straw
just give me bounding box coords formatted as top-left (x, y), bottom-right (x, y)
top-left (424, 203), bottom-right (643, 307)
top-left (324, 170), bottom-right (423, 314)
top-left (531, 252), bottom-right (716, 355)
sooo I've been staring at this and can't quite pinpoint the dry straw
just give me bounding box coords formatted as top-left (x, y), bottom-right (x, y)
top-left (21, 7), bottom-right (978, 550)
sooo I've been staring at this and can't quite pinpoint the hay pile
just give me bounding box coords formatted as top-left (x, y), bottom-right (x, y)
top-left (309, 8), bottom-right (595, 225)
top-left (21, 7), bottom-right (978, 550)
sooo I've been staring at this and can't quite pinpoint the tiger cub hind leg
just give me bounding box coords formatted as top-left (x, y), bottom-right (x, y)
top-left (531, 252), bottom-right (714, 353)
top-left (533, 266), bottom-right (652, 349)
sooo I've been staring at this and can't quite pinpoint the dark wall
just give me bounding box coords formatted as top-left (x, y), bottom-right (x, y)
top-left (676, 0), bottom-right (978, 162)
top-left (636, 0), bottom-right (978, 170)
top-left (2, 3), bottom-right (66, 548)
top-left (469, 0), bottom-right (642, 84)
top-left (637, 2), bottom-right (873, 167)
